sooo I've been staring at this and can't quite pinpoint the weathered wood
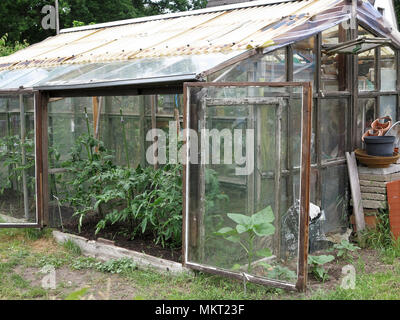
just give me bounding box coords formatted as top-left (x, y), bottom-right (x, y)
top-left (205, 97), bottom-right (280, 106)
top-left (52, 231), bottom-right (192, 275)
top-left (359, 179), bottom-right (388, 187)
top-left (351, 199), bottom-right (388, 209)
top-left (150, 95), bottom-right (158, 169)
top-left (346, 152), bottom-right (365, 232)
top-left (361, 193), bottom-right (387, 201)
top-left (19, 94), bottom-right (29, 220)
top-left (360, 186), bottom-right (387, 194)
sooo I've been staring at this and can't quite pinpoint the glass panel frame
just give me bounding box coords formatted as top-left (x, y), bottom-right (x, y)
top-left (0, 91), bottom-right (41, 228)
top-left (183, 82), bottom-right (312, 292)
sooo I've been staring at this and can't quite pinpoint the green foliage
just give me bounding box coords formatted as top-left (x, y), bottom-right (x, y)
top-left (62, 240), bottom-right (82, 256)
top-left (205, 169), bottom-right (229, 212)
top-left (0, 1), bottom-right (207, 47)
top-left (0, 34), bottom-right (28, 57)
top-left (23, 228), bottom-right (52, 241)
top-left (0, 132), bottom-right (35, 195)
top-left (71, 256), bottom-right (136, 274)
top-left (332, 240), bottom-right (360, 260)
top-left (94, 164), bottom-right (183, 248)
top-left (259, 263), bottom-right (297, 281)
top-left (65, 287), bottom-right (89, 300)
top-left (308, 255), bottom-right (335, 282)
top-left (215, 206), bottom-right (275, 273)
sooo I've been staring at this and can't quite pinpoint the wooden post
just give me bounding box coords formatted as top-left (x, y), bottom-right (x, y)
top-left (19, 94), bottom-right (29, 220)
top-left (139, 96), bottom-right (146, 168)
top-left (274, 100), bottom-right (283, 256)
top-left (151, 95), bottom-right (158, 169)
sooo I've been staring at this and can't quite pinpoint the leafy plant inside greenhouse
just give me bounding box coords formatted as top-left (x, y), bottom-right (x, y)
top-left (215, 206), bottom-right (276, 273)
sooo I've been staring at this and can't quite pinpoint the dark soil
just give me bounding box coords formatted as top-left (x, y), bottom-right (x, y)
top-left (58, 210), bottom-right (182, 263)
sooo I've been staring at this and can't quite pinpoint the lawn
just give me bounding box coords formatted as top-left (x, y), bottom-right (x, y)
top-left (0, 227), bottom-right (400, 300)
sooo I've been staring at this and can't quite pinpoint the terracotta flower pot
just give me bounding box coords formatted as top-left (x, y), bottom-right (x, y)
top-left (371, 116), bottom-right (392, 134)
top-left (362, 129), bottom-right (383, 142)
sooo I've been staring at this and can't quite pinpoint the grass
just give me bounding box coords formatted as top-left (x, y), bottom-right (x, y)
top-left (0, 223), bottom-right (399, 300)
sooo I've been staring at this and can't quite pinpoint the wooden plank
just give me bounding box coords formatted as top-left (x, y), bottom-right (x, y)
top-left (361, 193), bottom-right (387, 201)
top-left (346, 152), bottom-right (366, 232)
top-left (151, 95), bottom-right (158, 169)
top-left (205, 97), bottom-right (280, 106)
top-left (386, 180), bottom-right (400, 240)
top-left (360, 185), bottom-right (387, 194)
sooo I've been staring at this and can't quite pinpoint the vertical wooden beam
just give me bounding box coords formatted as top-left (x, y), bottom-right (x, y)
top-left (151, 95), bottom-right (158, 169)
top-left (19, 94), bottom-right (29, 220)
top-left (42, 93), bottom-right (49, 227)
top-left (274, 100), bottom-right (283, 256)
top-left (139, 96), bottom-right (146, 167)
top-left (296, 82), bottom-right (312, 292)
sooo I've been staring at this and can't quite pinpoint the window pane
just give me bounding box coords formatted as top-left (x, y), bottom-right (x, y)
top-left (358, 49), bottom-right (375, 91)
top-left (293, 37), bottom-right (315, 88)
top-left (356, 98), bottom-right (376, 149)
top-left (380, 46), bottom-right (397, 92)
top-left (379, 95), bottom-right (397, 122)
top-left (321, 25), bottom-right (348, 91)
top-left (320, 99), bottom-right (347, 161)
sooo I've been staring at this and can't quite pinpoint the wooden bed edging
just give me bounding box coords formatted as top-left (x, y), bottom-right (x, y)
top-left (52, 231), bottom-right (193, 276)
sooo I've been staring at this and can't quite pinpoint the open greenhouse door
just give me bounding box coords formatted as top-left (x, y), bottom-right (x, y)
top-left (183, 82), bottom-right (312, 291)
top-left (0, 92), bottom-right (45, 229)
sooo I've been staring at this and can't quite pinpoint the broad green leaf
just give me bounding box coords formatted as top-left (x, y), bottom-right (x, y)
top-left (225, 234), bottom-right (241, 243)
top-left (256, 248), bottom-right (272, 258)
top-left (252, 206), bottom-right (274, 226)
top-left (231, 264), bottom-right (241, 271)
top-left (236, 224), bottom-right (250, 234)
top-left (308, 255), bottom-right (335, 266)
top-left (227, 213), bottom-right (252, 227)
top-left (253, 223), bottom-right (275, 237)
top-left (215, 227), bottom-right (235, 236)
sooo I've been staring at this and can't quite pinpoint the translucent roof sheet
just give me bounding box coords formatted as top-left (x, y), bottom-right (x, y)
top-left (0, 52), bottom-right (242, 89)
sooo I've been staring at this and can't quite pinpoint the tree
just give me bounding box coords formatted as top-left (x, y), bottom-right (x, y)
top-left (0, 0), bottom-right (207, 48)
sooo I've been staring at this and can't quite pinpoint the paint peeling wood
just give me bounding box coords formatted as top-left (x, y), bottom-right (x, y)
top-left (346, 152), bottom-right (365, 232)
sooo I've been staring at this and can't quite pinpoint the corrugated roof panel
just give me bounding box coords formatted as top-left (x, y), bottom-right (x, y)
top-left (0, 0), bottom-right (398, 74)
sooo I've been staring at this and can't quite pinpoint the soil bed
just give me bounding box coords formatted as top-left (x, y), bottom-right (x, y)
top-left (59, 213), bottom-right (182, 263)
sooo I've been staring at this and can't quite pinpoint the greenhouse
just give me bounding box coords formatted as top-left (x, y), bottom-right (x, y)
top-left (0, 0), bottom-right (399, 291)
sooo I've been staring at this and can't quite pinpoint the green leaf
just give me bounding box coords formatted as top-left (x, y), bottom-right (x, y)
top-left (308, 255), bottom-right (335, 266)
top-left (65, 288), bottom-right (88, 300)
top-left (214, 227), bottom-right (235, 236)
top-left (256, 248), bottom-right (272, 258)
top-left (252, 206), bottom-right (275, 225)
top-left (236, 224), bottom-right (250, 234)
top-left (231, 264), bottom-right (241, 271)
top-left (225, 234), bottom-right (241, 243)
top-left (227, 213), bottom-right (252, 227)
top-left (253, 223), bottom-right (275, 237)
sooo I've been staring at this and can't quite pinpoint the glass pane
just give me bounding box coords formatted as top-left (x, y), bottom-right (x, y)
top-left (186, 84), bottom-right (307, 286)
top-left (379, 95), bottom-right (397, 122)
top-left (358, 49), bottom-right (375, 91)
top-left (207, 50), bottom-right (286, 82)
top-left (321, 165), bottom-right (349, 234)
top-left (0, 94), bottom-right (37, 224)
top-left (293, 37), bottom-right (316, 88)
top-left (380, 46), bottom-right (397, 92)
top-left (356, 98), bottom-right (376, 149)
top-left (320, 99), bottom-right (347, 161)
top-left (321, 25), bottom-right (348, 91)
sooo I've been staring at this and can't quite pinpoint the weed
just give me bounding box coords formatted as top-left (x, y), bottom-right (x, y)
top-left (331, 240), bottom-right (360, 261)
top-left (308, 255), bottom-right (335, 282)
top-left (62, 240), bottom-right (81, 256)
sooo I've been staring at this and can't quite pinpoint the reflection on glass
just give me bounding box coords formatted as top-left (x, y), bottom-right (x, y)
top-left (380, 46), bottom-right (397, 92)
top-left (0, 95), bottom-right (37, 224)
top-left (321, 25), bottom-right (347, 91)
top-left (187, 85), bottom-right (305, 285)
top-left (358, 49), bottom-right (375, 91)
top-left (379, 96), bottom-right (397, 122)
top-left (293, 37), bottom-right (315, 87)
top-left (356, 98), bottom-right (376, 148)
top-left (320, 99), bottom-right (347, 161)
top-left (208, 50), bottom-right (286, 82)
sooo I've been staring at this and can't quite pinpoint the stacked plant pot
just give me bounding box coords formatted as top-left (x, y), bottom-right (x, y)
top-left (350, 164), bottom-right (400, 231)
